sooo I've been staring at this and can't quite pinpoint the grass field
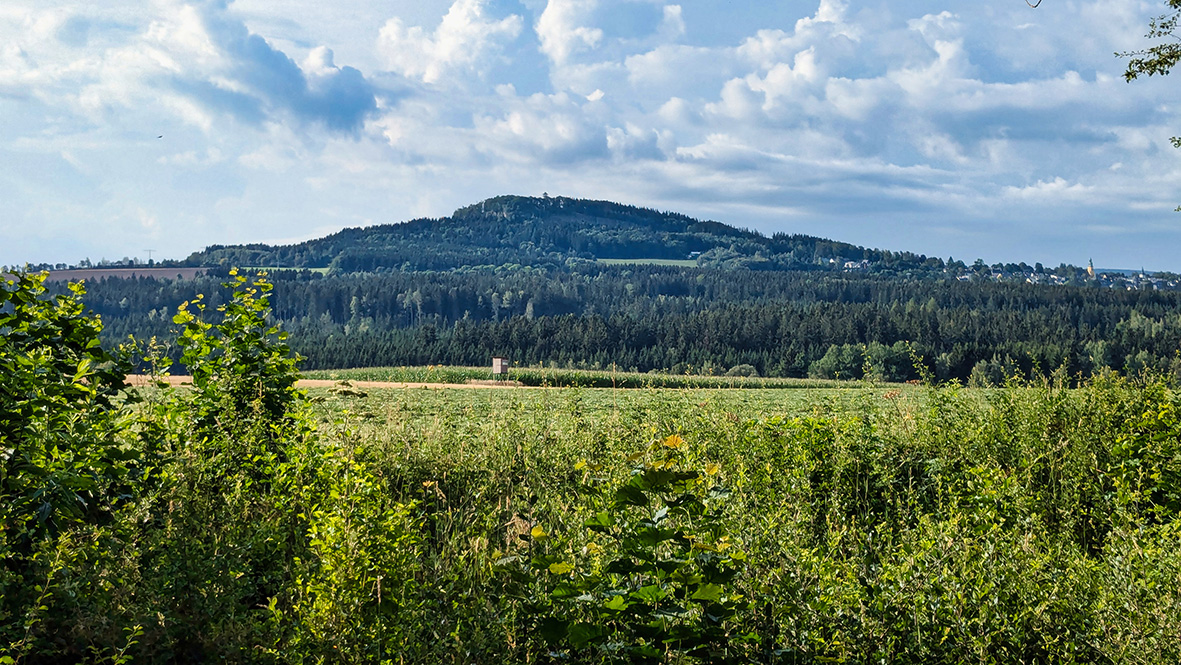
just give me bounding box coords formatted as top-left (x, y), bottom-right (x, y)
top-left (304, 383), bottom-right (881, 443)
top-left (242, 265), bottom-right (330, 274)
top-left (596, 258), bottom-right (699, 267)
top-left (303, 365), bottom-right (848, 389)
top-left (39, 267), bottom-right (208, 281)
top-left (289, 376), bottom-right (1181, 662)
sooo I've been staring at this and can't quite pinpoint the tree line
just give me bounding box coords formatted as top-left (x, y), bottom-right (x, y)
top-left (69, 264), bottom-right (1181, 383)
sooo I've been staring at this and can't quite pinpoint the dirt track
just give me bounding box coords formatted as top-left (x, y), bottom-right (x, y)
top-left (124, 375), bottom-right (530, 390)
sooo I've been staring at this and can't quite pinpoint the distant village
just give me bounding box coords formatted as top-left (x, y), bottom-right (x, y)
top-left (834, 257), bottom-right (1181, 291)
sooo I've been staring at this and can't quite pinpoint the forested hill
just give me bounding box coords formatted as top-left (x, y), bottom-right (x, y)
top-left (183, 195), bottom-right (939, 273)
top-left (59, 194), bottom-right (1181, 383)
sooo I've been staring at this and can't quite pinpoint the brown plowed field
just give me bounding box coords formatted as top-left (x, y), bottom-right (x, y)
top-left (42, 268), bottom-right (208, 282)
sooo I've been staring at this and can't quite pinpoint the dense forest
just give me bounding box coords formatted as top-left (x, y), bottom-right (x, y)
top-left (30, 195), bottom-right (1176, 383)
top-left (76, 263), bottom-right (1181, 383)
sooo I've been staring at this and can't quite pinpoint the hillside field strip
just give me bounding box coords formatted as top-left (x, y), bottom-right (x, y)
top-left (596, 257), bottom-right (700, 267)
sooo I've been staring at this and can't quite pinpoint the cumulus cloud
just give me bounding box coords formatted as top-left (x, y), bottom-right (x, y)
top-left (606, 122), bottom-right (665, 160)
top-left (1, 0), bottom-right (381, 133)
top-left (160, 1), bottom-right (381, 132)
top-left (624, 44), bottom-right (736, 104)
top-left (377, 0), bottom-right (523, 84)
top-left (737, 1), bottom-right (858, 70)
top-left (536, 0), bottom-right (604, 66)
top-left (472, 91), bottom-right (609, 164)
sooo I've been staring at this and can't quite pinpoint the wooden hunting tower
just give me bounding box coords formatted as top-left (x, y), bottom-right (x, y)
top-left (492, 357), bottom-right (509, 378)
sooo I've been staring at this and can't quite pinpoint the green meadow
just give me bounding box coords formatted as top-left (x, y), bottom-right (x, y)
top-left (596, 258), bottom-right (701, 267)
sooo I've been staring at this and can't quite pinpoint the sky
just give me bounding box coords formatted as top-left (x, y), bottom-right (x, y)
top-left (2, 0), bottom-right (1180, 270)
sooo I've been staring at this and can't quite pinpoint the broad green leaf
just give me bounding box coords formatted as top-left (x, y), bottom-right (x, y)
top-left (614, 483), bottom-right (649, 507)
top-left (568, 623), bottom-right (609, 647)
top-left (640, 467), bottom-right (678, 490)
top-left (552, 581), bottom-right (582, 599)
top-left (690, 583), bottom-right (724, 603)
top-left (603, 595), bottom-right (630, 612)
top-left (538, 618), bottom-right (569, 645)
top-left (531, 554), bottom-right (562, 569)
top-left (585, 510), bottom-right (615, 532)
top-left (635, 525), bottom-right (679, 547)
top-left (631, 584), bottom-right (668, 604)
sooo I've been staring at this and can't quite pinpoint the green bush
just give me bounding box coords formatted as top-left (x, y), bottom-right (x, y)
top-left (499, 434), bottom-right (754, 662)
top-left (131, 271), bottom-right (423, 662)
top-left (1110, 385), bottom-right (1181, 520)
top-left (0, 272), bottom-right (136, 659)
top-left (5, 271), bottom-right (425, 662)
top-left (280, 442), bottom-right (423, 662)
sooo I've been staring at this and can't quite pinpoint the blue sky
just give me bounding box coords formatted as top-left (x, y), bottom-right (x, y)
top-left (2, 0), bottom-right (1180, 269)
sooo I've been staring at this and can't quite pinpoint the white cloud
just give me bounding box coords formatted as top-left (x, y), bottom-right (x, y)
top-left (823, 75), bottom-right (892, 121)
top-left (606, 122), bottom-right (664, 160)
top-left (658, 5), bottom-right (685, 41)
top-left (536, 0), bottom-right (603, 66)
top-left (377, 0), bottom-right (522, 84)
top-left (907, 11), bottom-right (961, 44)
top-left (706, 77), bottom-right (762, 120)
top-left (0, 0), bottom-right (381, 133)
top-left (747, 47), bottom-right (822, 112)
top-left (1003, 177), bottom-right (1094, 202)
top-left (472, 91), bottom-right (608, 163)
top-left (624, 44), bottom-right (733, 102)
top-left (157, 147), bottom-right (224, 166)
top-left (888, 38), bottom-right (971, 103)
top-left (812, 0), bottom-right (847, 25)
top-left (736, 30), bottom-right (804, 70)
top-left (542, 58), bottom-right (624, 98)
top-left (134, 206), bottom-right (160, 231)
top-left (914, 131), bottom-right (969, 166)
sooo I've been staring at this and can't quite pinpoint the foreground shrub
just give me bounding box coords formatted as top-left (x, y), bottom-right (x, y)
top-left (3, 271), bottom-right (426, 663)
top-left (500, 434), bottom-right (754, 663)
top-left (125, 271), bottom-right (425, 661)
top-left (0, 272), bottom-right (137, 660)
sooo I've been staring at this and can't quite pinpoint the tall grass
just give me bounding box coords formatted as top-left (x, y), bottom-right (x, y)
top-left (294, 375), bottom-right (1181, 662)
